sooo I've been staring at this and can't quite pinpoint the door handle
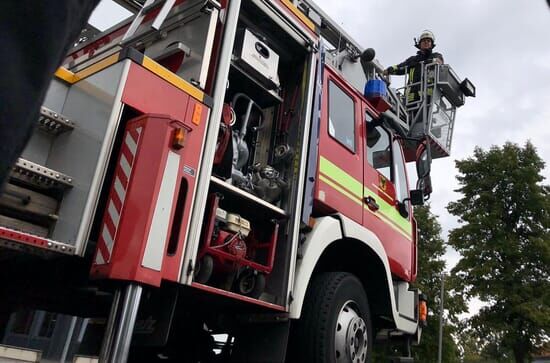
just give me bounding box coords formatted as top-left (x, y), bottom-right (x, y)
top-left (364, 196), bottom-right (379, 212)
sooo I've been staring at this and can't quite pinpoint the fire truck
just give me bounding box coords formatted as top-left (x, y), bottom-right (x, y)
top-left (0, 0), bottom-right (474, 361)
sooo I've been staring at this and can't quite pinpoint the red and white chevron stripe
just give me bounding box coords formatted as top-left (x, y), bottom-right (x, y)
top-left (94, 126), bottom-right (142, 265)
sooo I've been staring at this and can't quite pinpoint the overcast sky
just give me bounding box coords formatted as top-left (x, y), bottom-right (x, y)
top-left (89, 0), bottom-right (550, 314)
top-left (313, 0), bottom-right (550, 263)
top-left (312, 0), bottom-right (550, 315)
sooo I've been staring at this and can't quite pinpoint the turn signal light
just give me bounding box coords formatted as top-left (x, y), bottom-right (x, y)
top-left (419, 299), bottom-right (428, 327)
top-left (172, 127), bottom-right (187, 150)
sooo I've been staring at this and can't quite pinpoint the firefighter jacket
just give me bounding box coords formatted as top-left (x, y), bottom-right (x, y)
top-left (386, 49), bottom-right (444, 102)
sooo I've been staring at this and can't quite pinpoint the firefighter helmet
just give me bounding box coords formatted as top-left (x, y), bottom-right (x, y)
top-left (415, 30), bottom-right (436, 49)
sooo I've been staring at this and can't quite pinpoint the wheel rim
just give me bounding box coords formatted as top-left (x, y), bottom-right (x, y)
top-left (334, 300), bottom-right (368, 363)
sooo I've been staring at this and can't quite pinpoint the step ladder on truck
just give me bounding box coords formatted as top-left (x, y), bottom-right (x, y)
top-left (0, 0), bottom-right (474, 362)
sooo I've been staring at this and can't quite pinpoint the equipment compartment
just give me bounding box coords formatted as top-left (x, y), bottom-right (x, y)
top-left (195, 192), bottom-right (282, 300)
top-left (198, 0), bottom-right (315, 304)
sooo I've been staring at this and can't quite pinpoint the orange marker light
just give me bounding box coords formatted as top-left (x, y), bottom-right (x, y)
top-left (172, 128), bottom-right (187, 150)
top-left (419, 300), bottom-right (428, 327)
top-left (192, 104), bottom-right (202, 125)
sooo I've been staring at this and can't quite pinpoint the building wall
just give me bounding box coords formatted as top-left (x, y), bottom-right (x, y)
top-left (2, 310), bottom-right (88, 363)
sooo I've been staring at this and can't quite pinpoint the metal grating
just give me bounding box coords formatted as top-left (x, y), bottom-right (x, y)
top-left (0, 226), bottom-right (76, 256)
top-left (12, 158), bottom-right (74, 190)
top-left (37, 106), bottom-right (76, 135)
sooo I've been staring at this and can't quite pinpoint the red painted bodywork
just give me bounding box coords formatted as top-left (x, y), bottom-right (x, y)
top-left (80, 0), bottom-right (416, 294)
top-left (90, 63), bottom-right (209, 286)
top-left (362, 123), bottom-right (414, 281)
top-left (315, 67), bottom-right (364, 225)
top-left (315, 66), bottom-right (416, 282)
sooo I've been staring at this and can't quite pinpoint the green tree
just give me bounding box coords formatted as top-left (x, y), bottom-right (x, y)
top-left (447, 142), bottom-right (550, 363)
top-left (459, 328), bottom-right (511, 363)
top-left (411, 204), bottom-right (463, 363)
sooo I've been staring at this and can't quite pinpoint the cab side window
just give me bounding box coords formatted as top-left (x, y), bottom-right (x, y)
top-left (393, 139), bottom-right (409, 207)
top-left (328, 81), bottom-right (355, 152)
top-left (366, 124), bottom-right (391, 180)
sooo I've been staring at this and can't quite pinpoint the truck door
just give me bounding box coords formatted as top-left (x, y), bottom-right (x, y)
top-left (362, 105), bottom-right (414, 281)
top-left (315, 67), bottom-right (363, 224)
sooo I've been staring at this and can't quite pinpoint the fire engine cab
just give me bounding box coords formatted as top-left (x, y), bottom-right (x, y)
top-left (0, 0), bottom-right (474, 362)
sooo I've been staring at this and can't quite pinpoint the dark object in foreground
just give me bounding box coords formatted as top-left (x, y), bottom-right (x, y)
top-left (0, 0), bottom-right (100, 188)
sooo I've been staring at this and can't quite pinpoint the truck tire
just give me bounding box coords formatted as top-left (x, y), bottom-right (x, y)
top-left (288, 272), bottom-right (372, 363)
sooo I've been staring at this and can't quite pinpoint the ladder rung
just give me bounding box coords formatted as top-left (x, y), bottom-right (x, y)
top-left (37, 106), bottom-right (75, 135)
top-left (142, 0), bottom-right (167, 14)
top-left (11, 159), bottom-right (74, 190)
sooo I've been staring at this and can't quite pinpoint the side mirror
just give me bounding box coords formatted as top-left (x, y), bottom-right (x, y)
top-left (409, 189), bottom-right (425, 206)
top-left (400, 190), bottom-right (424, 217)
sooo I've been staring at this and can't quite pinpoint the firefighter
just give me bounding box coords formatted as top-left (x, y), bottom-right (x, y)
top-left (0, 0), bottom-right (100, 189)
top-left (383, 30), bottom-right (444, 103)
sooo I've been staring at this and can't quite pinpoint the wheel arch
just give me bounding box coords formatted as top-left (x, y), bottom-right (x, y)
top-left (311, 237), bottom-right (393, 322)
top-left (290, 214), bottom-right (418, 334)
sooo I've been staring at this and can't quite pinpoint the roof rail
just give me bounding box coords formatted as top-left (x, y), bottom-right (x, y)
top-left (294, 0), bottom-right (363, 56)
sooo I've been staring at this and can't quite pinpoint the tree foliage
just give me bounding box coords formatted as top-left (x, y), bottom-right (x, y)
top-left (459, 327), bottom-right (513, 363)
top-left (447, 142), bottom-right (550, 363)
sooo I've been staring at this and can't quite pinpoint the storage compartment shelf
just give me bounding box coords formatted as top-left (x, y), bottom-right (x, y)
top-left (210, 176), bottom-right (287, 218)
top-left (191, 282), bottom-right (286, 311)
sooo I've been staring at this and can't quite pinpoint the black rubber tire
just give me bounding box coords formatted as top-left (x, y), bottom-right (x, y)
top-left (194, 255), bottom-right (214, 283)
top-left (235, 270), bottom-right (266, 299)
top-left (288, 272), bottom-right (372, 363)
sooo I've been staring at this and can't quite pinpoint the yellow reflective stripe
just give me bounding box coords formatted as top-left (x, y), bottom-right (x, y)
top-left (319, 157), bottom-right (362, 199)
top-left (319, 175), bottom-right (362, 206)
top-left (321, 173), bottom-right (410, 240)
top-left (55, 67), bottom-right (78, 83)
top-left (74, 53), bottom-right (120, 81)
top-left (364, 187), bottom-right (412, 237)
top-left (319, 156), bottom-right (412, 240)
top-left (142, 56), bottom-right (205, 103)
top-left (372, 182), bottom-right (393, 201)
top-left (54, 53), bottom-right (120, 84)
top-left (280, 0), bottom-right (317, 32)
top-left (364, 205), bottom-right (412, 240)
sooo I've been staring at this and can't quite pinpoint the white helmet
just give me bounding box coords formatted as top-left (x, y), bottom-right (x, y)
top-left (416, 30), bottom-right (436, 48)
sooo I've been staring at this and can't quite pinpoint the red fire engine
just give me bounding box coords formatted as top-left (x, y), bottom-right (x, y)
top-left (0, 0), bottom-right (474, 362)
